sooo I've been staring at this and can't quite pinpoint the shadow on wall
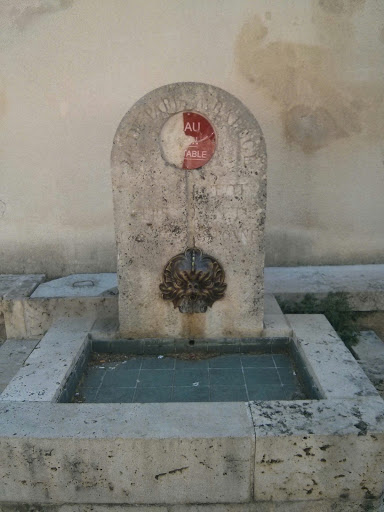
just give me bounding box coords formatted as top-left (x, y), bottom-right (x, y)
top-left (234, 3), bottom-right (384, 153)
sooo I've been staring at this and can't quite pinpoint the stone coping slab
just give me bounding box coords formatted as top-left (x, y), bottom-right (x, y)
top-left (31, 273), bottom-right (118, 298)
top-left (0, 401), bottom-right (255, 505)
top-left (287, 314), bottom-right (379, 399)
top-left (0, 339), bottom-right (39, 392)
top-left (250, 397), bottom-right (384, 502)
top-left (265, 264), bottom-right (384, 311)
top-left (0, 317), bottom-right (93, 402)
top-left (0, 274), bottom-right (45, 300)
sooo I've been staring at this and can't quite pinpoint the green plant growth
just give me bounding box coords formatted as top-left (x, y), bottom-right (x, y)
top-left (278, 292), bottom-right (358, 349)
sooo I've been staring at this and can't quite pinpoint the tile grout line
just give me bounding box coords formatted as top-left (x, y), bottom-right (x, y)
top-left (94, 368), bottom-right (107, 401)
top-left (132, 357), bottom-right (143, 403)
top-left (170, 357), bottom-right (176, 401)
top-left (273, 354), bottom-right (284, 387)
top-left (208, 363), bottom-right (212, 402)
top-left (240, 357), bottom-right (250, 402)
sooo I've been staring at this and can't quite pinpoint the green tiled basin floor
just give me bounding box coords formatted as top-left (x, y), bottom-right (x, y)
top-left (73, 353), bottom-right (307, 403)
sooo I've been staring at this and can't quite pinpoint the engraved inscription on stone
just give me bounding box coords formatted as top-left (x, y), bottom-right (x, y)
top-left (111, 82), bottom-right (267, 339)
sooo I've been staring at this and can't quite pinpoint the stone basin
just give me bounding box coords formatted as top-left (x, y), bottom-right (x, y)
top-left (1, 312), bottom-right (383, 510)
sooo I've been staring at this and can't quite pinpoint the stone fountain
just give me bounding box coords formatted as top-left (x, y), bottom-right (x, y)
top-left (0, 83), bottom-right (383, 512)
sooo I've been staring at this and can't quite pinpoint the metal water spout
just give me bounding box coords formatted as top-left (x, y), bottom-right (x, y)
top-left (160, 247), bottom-right (226, 313)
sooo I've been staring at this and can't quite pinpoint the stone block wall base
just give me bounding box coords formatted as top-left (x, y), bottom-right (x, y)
top-left (0, 498), bottom-right (383, 512)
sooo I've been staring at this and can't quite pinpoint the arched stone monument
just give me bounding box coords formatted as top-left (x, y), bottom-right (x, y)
top-left (111, 82), bottom-right (267, 339)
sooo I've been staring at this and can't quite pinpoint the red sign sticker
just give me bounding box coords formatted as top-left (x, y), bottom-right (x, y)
top-left (182, 112), bottom-right (216, 170)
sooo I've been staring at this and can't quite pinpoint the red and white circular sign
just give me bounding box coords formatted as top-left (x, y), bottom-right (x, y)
top-left (160, 112), bottom-right (216, 170)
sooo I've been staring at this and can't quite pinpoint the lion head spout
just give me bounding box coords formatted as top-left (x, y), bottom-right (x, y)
top-left (159, 248), bottom-right (226, 313)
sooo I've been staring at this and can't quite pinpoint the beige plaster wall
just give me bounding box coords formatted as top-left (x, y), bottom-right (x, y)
top-left (0, 0), bottom-right (383, 276)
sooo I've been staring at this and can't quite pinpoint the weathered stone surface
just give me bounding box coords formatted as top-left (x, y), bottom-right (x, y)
top-left (3, 296), bottom-right (117, 339)
top-left (0, 401), bottom-right (254, 504)
top-left (265, 264), bottom-right (384, 311)
top-left (263, 295), bottom-right (292, 337)
top-left (111, 82), bottom-right (267, 339)
top-left (250, 397), bottom-right (384, 502)
top-left (264, 294), bottom-right (283, 315)
top-left (0, 274), bottom-right (45, 300)
top-left (89, 294), bottom-right (288, 342)
top-left (31, 273), bottom-right (117, 298)
top-left (0, 316), bottom-right (93, 401)
top-left (287, 314), bottom-right (379, 398)
top-left (272, 498), bottom-right (383, 511)
top-left (353, 331), bottom-right (384, 396)
top-left (0, 339), bottom-right (39, 393)
top-left (0, 501), bottom-right (382, 511)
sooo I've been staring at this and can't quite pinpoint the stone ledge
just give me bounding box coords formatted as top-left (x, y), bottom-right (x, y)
top-left (0, 401), bottom-right (255, 505)
top-left (2, 296), bottom-right (117, 339)
top-left (0, 500), bottom-right (382, 511)
top-left (0, 339), bottom-right (39, 393)
top-left (30, 273), bottom-right (117, 298)
top-left (287, 314), bottom-right (379, 399)
top-left (250, 397), bottom-right (384, 502)
top-left (0, 274), bottom-right (45, 301)
top-left (0, 317), bottom-right (94, 402)
top-left (265, 264), bottom-right (384, 311)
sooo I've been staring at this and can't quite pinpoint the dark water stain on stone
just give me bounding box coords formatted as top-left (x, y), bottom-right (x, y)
top-left (181, 312), bottom-right (206, 339)
top-left (235, 13), bottom-right (383, 152)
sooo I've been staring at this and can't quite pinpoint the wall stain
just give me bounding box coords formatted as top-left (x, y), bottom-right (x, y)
top-left (235, 11), bottom-right (384, 153)
top-left (0, 87), bottom-right (6, 119)
top-left (4, 0), bottom-right (73, 31)
top-left (318, 0), bottom-right (366, 16)
top-left (181, 312), bottom-right (206, 339)
top-left (314, 0), bottom-right (365, 53)
top-left (380, 27), bottom-right (384, 44)
top-left (0, 200), bottom-right (6, 218)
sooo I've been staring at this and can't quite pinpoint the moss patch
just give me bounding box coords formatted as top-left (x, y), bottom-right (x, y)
top-left (278, 292), bottom-right (358, 349)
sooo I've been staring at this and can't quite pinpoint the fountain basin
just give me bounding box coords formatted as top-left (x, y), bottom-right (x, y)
top-left (1, 314), bottom-right (383, 510)
top-left (63, 346), bottom-right (318, 404)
